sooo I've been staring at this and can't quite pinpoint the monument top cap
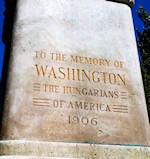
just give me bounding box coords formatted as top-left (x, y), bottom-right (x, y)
top-left (108, 0), bottom-right (135, 8)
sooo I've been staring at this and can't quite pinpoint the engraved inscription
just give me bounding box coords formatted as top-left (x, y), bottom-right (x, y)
top-left (32, 50), bottom-right (130, 131)
top-left (33, 98), bottom-right (50, 107)
top-left (34, 64), bottom-right (126, 86)
top-left (120, 92), bottom-right (128, 99)
top-left (112, 105), bottom-right (128, 113)
top-left (68, 116), bottom-right (98, 126)
top-left (33, 83), bottom-right (41, 91)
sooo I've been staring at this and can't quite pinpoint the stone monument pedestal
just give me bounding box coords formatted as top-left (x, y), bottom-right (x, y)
top-left (0, 140), bottom-right (150, 158)
top-left (1, 0), bottom-right (150, 158)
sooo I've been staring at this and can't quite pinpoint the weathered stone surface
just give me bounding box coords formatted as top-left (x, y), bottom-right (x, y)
top-left (0, 140), bottom-right (150, 158)
top-left (1, 0), bottom-right (150, 147)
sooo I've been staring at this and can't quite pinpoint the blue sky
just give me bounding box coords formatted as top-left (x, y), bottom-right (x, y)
top-left (0, 0), bottom-right (149, 81)
top-left (0, 0), bottom-right (5, 81)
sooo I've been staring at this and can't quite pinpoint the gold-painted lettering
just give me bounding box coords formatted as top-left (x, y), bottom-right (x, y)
top-left (50, 53), bottom-right (66, 61)
top-left (114, 61), bottom-right (119, 68)
top-left (58, 67), bottom-right (66, 79)
top-left (53, 100), bottom-right (59, 108)
top-left (68, 87), bottom-right (72, 94)
top-left (117, 74), bottom-right (126, 86)
top-left (35, 64), bottom-right (48, 77)
top-left (79, 56), bottom-right (84, 64)
top-left (120, 61), bottom-right (124, 68)
top-left (50, 53), bottom-right (54, 60)
top-left (81, 70), bottom-right (90, 81)
top-left (63, 86), bottom-right (69, 94)
top-left (71, 55), bottom-right (78, 63)
top-left (105, 60), bottom-right (111, 66)
top-left (85, 57), bottom-right (92, 64)
top-left (101, 72), bottom-right (107, 84)
top-left (99, 59), bottom-right (104, 66)
top-left (67, 68), bottom-right (75, 80)
top-left (48, 67), bottom-right (57, 79)
top-left (62, 54), bottom-right (66, 61)
top-left (48, 85), bottom-right (59, 93)
top-left (77, 69), bottom-right (80, 81)
top-left (93, 58), bottom-right (98, 65)
top-left (92, 71), bottom-right (100, 83)
top-left (35, 51), bottom-right (39, 58)
top-left (56, 54), bottom-right (61, 61)
top-left (109, 73), bottom-right (116, 85)
top-left (40, 52), bottom-right (46, 59)
top-left (43, 84), bottom-right (48, 92)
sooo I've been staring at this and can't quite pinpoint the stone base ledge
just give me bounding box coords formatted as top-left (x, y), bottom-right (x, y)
top-left (0, 140), bottom-right (150, 158)
top-left (0, 157), bottom-right (76, 159)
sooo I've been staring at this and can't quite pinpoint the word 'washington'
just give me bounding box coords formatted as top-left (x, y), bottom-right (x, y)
top-left (35, 65), bottom-right (126, 86)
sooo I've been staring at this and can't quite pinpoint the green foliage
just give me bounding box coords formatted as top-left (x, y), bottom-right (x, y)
top-left (136, 6), bottom-right (150, 121)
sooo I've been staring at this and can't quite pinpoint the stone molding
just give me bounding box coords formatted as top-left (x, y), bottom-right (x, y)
top-left (108, 0), bottom-right (135, 8)
top-left (0, 140), bottom-right (150, 158)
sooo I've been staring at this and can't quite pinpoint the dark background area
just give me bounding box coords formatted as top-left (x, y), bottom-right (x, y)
top-left (0, 0), bottom-right (149, 81)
